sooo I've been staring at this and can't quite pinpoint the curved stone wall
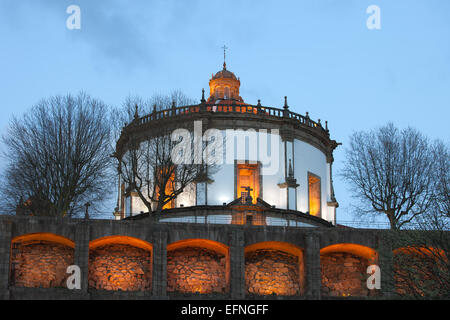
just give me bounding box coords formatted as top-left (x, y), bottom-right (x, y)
top-left (88, 244), bottom-right (152, 291)
top-left (11, 240), bottom-right (74, 288)
top-left (320, 252), bottom-right (370, 297)
top-left (245, 249), bottom-right (301, 296)
top-left (167, 246), bottom-right (227, 294)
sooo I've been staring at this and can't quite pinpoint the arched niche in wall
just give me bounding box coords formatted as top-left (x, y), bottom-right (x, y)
top-left (166, 239), bottom-right (230, 295)
top-left (10, 233), bottom-right (75, 288)
top-left (88, 235), bottom-right (153, 292)
top-left (244, 241), bottom-right (305, 296)
top-left (320, 243), bottom-right (378, 297)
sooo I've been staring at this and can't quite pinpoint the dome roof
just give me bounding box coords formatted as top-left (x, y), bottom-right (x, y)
top-left (208, 62), bottom-right (243, 103)
top-left (212, 63), bottom-right (238, 80)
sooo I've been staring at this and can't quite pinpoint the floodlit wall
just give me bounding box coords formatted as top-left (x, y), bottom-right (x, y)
top-left (1, 216), bottom-right (401, 300)
top-left (122, 129), bottom-right (335, 224)
top-left (88, 236), bottom-right (152, 292)
top-left (10, 233), bottom-right (74, 288)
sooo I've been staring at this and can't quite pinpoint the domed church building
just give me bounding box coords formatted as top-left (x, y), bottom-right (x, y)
top-left (114, 58), bottom-right (340, 228)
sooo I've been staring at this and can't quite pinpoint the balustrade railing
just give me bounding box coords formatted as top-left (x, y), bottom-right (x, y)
top-left (131, 103), bottom-right (327, 134)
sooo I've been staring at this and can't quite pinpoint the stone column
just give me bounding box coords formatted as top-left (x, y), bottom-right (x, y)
top-left (0, 220), bottom-right (12, 299)
top-left (152, 231), bottom-right (167, 298)
top-left (378, 235), bottom-right (394, 298)
top-left (229, 229), bottom-right (245, 299)
top-left (74, 222), bottom-right (90, 295)
top-left (305, 233), bottom-right (321, 299)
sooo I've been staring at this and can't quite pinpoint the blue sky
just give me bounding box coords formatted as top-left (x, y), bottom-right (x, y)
top-left (0, 0), bottom-right (449, 222)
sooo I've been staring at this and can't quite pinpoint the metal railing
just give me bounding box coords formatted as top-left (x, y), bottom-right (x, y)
top-left (158, 214), bottom-right (320, 228)
top-left (336, 220), bottom-right (392, 229)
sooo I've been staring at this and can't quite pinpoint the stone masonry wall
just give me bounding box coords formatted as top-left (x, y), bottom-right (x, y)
top-left (394, 250), bottom-right (446, 297)
top-left (320, 252), bottom-right (369, 297)
top-left (167, 247), bottom-right (227, 294)
top-left (88, 244), bottom-right (152, 291)
top-left (0, 216), bottom-right (396, 300)
top-left (11, 241), bottom-right (74, 288)
top-left (245, 249), bottom-right (301, 296)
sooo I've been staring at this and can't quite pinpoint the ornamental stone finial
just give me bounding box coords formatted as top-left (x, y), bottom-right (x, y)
top-left (134, 104), bottom-right (139, 119)
top-left (171, 101), bottom-right (176, 116)
top-left (283, 96), bottom-right (289, 118)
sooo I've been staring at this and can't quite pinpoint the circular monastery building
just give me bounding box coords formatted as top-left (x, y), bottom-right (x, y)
top-left (114, 62), bottom-right (340, 228)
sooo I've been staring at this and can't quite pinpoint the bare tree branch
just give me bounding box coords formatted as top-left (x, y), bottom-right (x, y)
top-left (115, 91), bottom-right (217, 214)
top-left (341, 123), bottom-right (439, 230)
top-left (2, 92), bottom-right (113, 217)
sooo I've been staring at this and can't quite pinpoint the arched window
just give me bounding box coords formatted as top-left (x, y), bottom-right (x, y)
top-left (217, 88), bottom-right (224, 99)
top-left (224, 87), bottom-right (230, 99)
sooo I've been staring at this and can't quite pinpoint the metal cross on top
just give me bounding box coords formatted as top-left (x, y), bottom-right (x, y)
top-left (221, 45), bottom-right (228, 67)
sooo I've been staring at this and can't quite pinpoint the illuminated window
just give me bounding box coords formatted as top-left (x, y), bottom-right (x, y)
top-left (155, 169), bottom-right (175, 209)
top-left (236, 163), bottom-right (260, 204)
top-left (224, 87), bottom-right (230, 99)
top-left (308, 173), bottom-right (321, 216)
top-left (214, 88), bottom-right (223, 99)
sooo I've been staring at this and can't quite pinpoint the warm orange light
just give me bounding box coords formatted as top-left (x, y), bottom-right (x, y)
top-left (245, 242), bottom-right (305, 296)
top-left (88, 241), bottom-right (152, 292)
top-left (155, 169), bottom-right (175, 209)
top-left (308, 173), bottom-right (321, 217)
top-left (12, 232), bottom-right (75, 248)
top-left (167, 239), bottom-right (230, 294)
top-left (231, 211), bottom-right (266, 225)
top-left (320, 243), bottom-right (378, 263)
top-left (237, 163), bottom-right (260, 204)
top-left (245, 241), bottom-right (303, 258)
top-left (89, 235), bottom-right (153, 252)
top-left (167, 239), bottom-right (229, 256)
top-left (393, 246), bottom-right (446, 259)
top-left (11, 234), bottom-right (75, 289)
top-left (320, 244), bottom-right (377, 297)
top-left (209, 78), bottom-right (240, 101)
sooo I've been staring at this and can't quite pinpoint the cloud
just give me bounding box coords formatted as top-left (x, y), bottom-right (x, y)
top-left (0, 0), bottom-right (156, 70)
top-left (62, 1), bottom-right (155, 69)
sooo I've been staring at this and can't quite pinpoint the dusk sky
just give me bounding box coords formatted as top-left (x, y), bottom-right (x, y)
top-left (1, 0), bottom-right (449, 223)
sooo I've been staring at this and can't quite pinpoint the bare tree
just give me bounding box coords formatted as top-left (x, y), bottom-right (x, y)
top-left (120, 129), bottom-right (212, 213)
top-left (341, 123), bottom-right (438, 230)
top-left (343, 125), bottom-right (449, 298)
top-left (111, 90), bottom-right (196, 144)
top-left (391, 141), bottom-right (449, 298)
top-left (433, 141), bottom-right (450, 219)
top-left (1, 92), bottom-right (113, 217)
top-left (390, 197), bottom-right (449, 299)
top-left (114, 91), bottom-right (216, 214)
